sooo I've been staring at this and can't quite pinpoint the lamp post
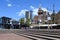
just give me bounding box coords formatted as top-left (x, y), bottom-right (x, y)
top-left (47, 17), bottom-right (51, 29)
top-left (10, 20), bottom-right (13, 29)
top-left (39, 19), bottom-right (42, 29)
top-left (19, 22), bottom-right (20, 29)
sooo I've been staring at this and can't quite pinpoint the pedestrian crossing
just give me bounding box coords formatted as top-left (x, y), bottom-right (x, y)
top-left (0, 29), bottom-right (60, 40)
top-left (14, 32), bottom-right (60, 40)
top-left (15, 33), bottom-right (47, 40)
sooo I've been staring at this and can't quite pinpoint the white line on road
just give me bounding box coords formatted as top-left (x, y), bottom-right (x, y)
top-left (16, 33), bottom-right (46, 40)
top-left (27, 34), bottom-right (60, 40)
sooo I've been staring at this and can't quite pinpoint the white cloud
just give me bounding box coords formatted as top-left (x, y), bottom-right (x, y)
top-left (16, 10), bottom-right (28, 17)
top-left (8, 4), bottom-right (12, 7)
top-left (32, 7), bottom-right (52, 15)
top-left (32, 7), bottom-right (50, 15)
top-left (42, 8), bottom-right (48, 11)
top-left (33, 8), bottom-right (38, 15)
top-left (30, 5), bottom-right (52, 15)
top-left (17, 5), bottom-right (52, 17)
top-left (30, 6), bottom-right (35, 9)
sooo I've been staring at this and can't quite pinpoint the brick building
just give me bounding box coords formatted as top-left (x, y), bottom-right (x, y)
top-left (54, 11), bottom-right (60, 24)
top-left (33, 15), bottom-right (38, 24)
top-left (38, 7), bottom-right (49, 24)
top-left (51, 11), bottom-right (60, 24)
top-left (33, 7), bottom-right (50, 24)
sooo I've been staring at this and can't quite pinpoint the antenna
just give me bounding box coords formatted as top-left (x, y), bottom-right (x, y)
top-left (39, 0), bottom-right (42, 8)
top-left (53, 4), bottom-right (55, 13)
top-left (39, 4), bottom-right (42, 9)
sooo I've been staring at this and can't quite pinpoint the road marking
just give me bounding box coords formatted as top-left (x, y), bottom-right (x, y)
top-left (26, 34), bottom-right (60, 40)
top-left (15, 33), bottom-right (46, 40)
top-left (33, 33), bottom-right (60, 38)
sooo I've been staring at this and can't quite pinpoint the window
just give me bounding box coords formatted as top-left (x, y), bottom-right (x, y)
top-left (0, 18), bottom-right (2, 23)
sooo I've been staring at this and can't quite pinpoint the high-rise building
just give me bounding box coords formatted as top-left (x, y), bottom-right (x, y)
top-left (25, 11), bottom-right (30, 19)
top-left (30, 10), bottom-right (33, 21)
top-left (25, 10), bottom-right (33, 24)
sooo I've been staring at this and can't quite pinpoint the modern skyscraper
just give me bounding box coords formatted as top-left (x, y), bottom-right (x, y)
top-left (25, 10), bottom-right (33, 24)
top-left (30, 10), bottom-right (33, 21)
top-left (25, 11), bottom-right (30, 19)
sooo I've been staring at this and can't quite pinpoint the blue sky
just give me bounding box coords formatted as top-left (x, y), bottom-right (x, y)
top-left (0, 0), bottom-right (60, 20)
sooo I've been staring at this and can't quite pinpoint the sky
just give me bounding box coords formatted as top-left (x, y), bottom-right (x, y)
top-left (0, 0), bottom-right (60, 20)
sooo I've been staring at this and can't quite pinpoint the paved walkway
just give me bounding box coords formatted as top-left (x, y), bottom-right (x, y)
top-left (0, 33), bottom-right (31, 40)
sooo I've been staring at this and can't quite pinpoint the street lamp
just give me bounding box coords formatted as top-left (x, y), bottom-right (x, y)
top-left (19, 22), bottom-right (20, 29)
top-left (47, 17), bottom-right (51, 29)
top-left (10, 20), bottom-right (13, 29)
top-left (30, 26), bottom-right (33, 29)
top-left (38, 19), bottom-right (42, 29)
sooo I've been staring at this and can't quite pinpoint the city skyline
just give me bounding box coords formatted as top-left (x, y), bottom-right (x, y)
top-left (0, 0), bottom-right (60, 20)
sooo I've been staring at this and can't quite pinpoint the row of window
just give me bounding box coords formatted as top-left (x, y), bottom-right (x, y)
top-left (0, 18), bottom-right (2, 23)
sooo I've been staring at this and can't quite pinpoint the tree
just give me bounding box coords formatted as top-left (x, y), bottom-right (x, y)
top-left (19, 18), bottom-right (24, 25)
top-left (19, 18), bottom-right (31, 28)
top-left (25, 18), bottom-right (31, 27)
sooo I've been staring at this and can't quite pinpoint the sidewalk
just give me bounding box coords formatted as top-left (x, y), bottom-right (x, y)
top-left (0, 33), bottom-right (31, 40)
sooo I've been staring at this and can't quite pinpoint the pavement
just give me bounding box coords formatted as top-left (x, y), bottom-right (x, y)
top-left (0, 33), bottom-right (31, 40)
top-left (0, 29), bottom-right (60, 40)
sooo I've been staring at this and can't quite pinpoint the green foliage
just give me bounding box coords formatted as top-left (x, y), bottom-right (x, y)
top-left (19, 18), bottom-right (31, 27)
top-left (19, 18), bottom-right (24, 24)
top-left (25, 18), bottom-right (31, 26)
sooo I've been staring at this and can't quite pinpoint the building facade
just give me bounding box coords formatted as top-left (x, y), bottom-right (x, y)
top-left (0, 17), bottom-right (20, 29)
top-left (33, 15), bottom-right (38, 24)
top-left (10, 19), bottom-right (20, 29)
top-left (25, 10), bottom-right (33, 24)
top-left (54, 11), bottom-right (60, 24)
top-left (32, 7), bottom-right (50, 25)
top-left (38, 7), bottom-right (49, 24)
top-left (25, 11), bottom-right (30, 19)
top-left (30, 10), bottom-right (33, 21)
top-left (0, 17), bottom-right (11, 29)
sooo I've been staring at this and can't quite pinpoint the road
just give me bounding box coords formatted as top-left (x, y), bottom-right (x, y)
top-left (0, 29), bottom-right (60, 40)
